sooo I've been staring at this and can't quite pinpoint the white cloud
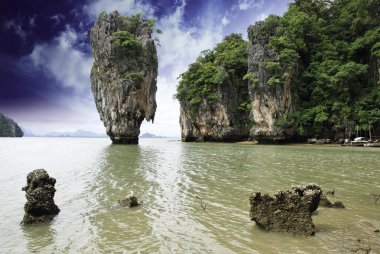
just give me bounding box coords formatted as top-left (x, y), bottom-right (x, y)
top-left (4, 19), bottom-right (27, 39)
top-left (83, 0), bottom-right (155, 18)
top-left (28, 25), bottom-right (92, 94)
top-left (50, 14), bottom-right (65, 26)
top-left (139, 3), bottom-right (225, 136)
top-left (236, 0), bottom-right (264, 11)
top-left (19, 0), bottom-right (227, 137)
top-left (255, 12), bottom-right (269, 22)
top-left (29, 15), bottom-right (37, 28)
top-left (221, 15), bottom-right (230, 26)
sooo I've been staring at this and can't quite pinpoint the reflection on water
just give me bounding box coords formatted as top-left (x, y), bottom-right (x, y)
top-left (22, 222), bottom-right (56, 253)
top-left (0, 138), bottom-right (379, 253)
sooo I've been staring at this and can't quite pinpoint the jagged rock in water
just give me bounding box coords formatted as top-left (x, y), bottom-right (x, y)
top-left (247, 17), bottom-right (295, 143)
top-left (21, 169), bottom-right (60, 224)
top-left (90, 11), bottom-right (157, 144)
top-left (118, 195), bottom-right (140, 207)
top-left (249, 184), bottom-right (322, 236)
top-left (0, 112), bottom-right (23, 137)
top-left (320, 194), bottom-right (345, 208)
top-left (178, 34), bottom-right (251, 142)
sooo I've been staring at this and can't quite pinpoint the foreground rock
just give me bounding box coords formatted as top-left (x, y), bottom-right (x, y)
top-left (249, 184), bottom-right (321, 236)
top-left (22, 169), bottom-right (60, 224)
top-left (118, 195), bottom-right (141, 207)
top-left (90, 11), bottom-right (158, 144)
top-left (0, 112), bottom-right (23, 137)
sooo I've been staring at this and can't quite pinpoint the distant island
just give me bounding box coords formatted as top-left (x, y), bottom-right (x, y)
top-left (24, 129), bottom-right (107, 138)
top-left (22, 130), bottom-right (167, 139)
top-left (139, 132), bottom-right (166, 138)
top-left (0, 112), bottom-right (23, 137)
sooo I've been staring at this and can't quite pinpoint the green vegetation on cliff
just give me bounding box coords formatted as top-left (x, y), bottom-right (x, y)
top-left (176, 34), bottom-right (249, 116)
top-left (268, 0), bottom-right (380, 137)
top-left (177, 0), bottom-right (379, 140)
top-left (0, 113), bottom-right (23, 137)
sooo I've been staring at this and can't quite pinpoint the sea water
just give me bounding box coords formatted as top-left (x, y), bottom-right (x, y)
top-left (0, 137), bottom-right (379, 253)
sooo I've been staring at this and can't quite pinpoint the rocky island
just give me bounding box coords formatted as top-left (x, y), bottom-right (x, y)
top-left (90, 11), bottom-right (158, 144)
top-left (0, 112), bottom-right (23, 137)
top-left (176, 1), bottom-right (380, 143)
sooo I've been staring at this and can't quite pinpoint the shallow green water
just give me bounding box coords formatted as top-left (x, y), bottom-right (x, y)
top-left (0, 138), bottom-right (379, 253)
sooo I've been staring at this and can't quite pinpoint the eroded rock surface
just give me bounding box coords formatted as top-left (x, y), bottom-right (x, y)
top-left (247, 17), bottom-right (295, 143)
top-left (90, 11), bottom-right (157, 144)
top-left (179, 93), bottom-right (250, 142)
top-left (178, 35), bottom-right (251, 142)
top-left (118, 195), bottom-right (140, 207)
top-left (22, 169), bottom-right (60, 224)
top-left (249, 184), bottom-right (322, 236)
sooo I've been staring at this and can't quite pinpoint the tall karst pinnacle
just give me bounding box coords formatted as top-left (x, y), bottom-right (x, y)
top-left (90, 11), bottom-right (158, 144)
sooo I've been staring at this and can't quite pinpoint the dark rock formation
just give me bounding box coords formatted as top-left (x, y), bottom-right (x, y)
top-left (22, 169), bottom-right (60, 224)
top-left (118, 195), bottom-right (140, 207)
top-left (320, 194), bottom-right (345, 208)
top-left (0, 112), bottom-right (23, 137)
top-left (90, 11), bottom-right (157, 144)
top-left (342, 238), bottom-right (371, 254)
top-left (249, 184), bottom-right (322, 236)
top-left (247, 17), bottom-right (295, 143)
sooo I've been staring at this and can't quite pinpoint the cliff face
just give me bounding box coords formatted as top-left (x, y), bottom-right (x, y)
top-left (90, 11), bottom-right (157, 144)
top-left (247, 20), bottom-right (295, 143)
top-left (0, 113), bottom-right (23, 137)
top-left (180, 79), bottom-right (250, 142)
top-left (177, 34), bottom-right (251, 142)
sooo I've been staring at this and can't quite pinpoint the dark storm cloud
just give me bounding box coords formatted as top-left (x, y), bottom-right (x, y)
top-left (0, 0), bottom-right (90, 109)
top-left (0, 0), bottom-right (293, 135)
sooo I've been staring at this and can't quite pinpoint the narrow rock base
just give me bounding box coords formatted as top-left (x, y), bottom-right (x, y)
top-left (111, 136), bottom-right (139, 144)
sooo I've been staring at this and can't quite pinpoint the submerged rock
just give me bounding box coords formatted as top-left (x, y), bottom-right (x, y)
top-left (118, 195), bottom-right (140, 207)
top-left (21, 169), bottom-right (60, 224)
top-left (90, 11), bottom-right (158, 144)
top-left (319, 194), bottom-right (345, 208)
top-left (342, 238), bottom-right (371, 254)
top-left (249, 184), bottom-right (322, 236)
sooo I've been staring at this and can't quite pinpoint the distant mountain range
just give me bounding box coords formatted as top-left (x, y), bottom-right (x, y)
top-left (23, 130), bottom-right (168, 138)
top-left (24, 129), bottom-right (107, 138)
top-left (139, 132), bottom-right (166, 138)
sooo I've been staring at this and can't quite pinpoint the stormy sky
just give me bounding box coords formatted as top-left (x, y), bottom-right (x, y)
top-left (0, 0), bottom-right (292, 136)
